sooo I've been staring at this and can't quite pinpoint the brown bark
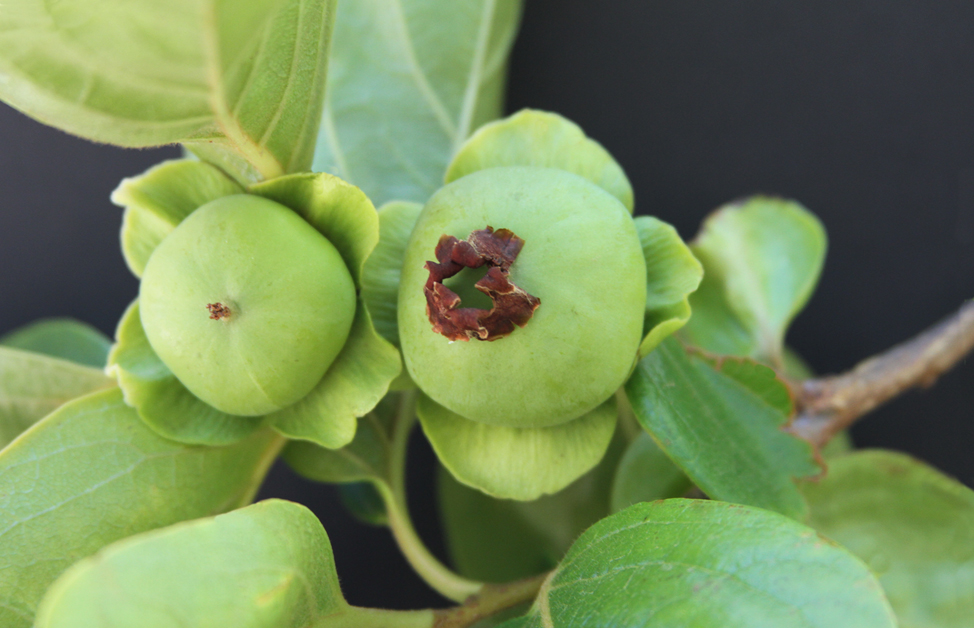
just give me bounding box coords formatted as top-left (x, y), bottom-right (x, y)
top-left (788, 300), bottom-right (974, 446)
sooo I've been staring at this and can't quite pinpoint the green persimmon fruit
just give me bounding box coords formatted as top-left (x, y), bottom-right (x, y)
top-left (140, 195), bottom-right (356, 416)
top-left (399, 167), bottom-right (646, 428)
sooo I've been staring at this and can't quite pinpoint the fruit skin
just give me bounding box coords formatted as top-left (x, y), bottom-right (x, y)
top-left (399, 167), bottom-right (647, 428)
top-left (139, 194), bottom-right (356, 416)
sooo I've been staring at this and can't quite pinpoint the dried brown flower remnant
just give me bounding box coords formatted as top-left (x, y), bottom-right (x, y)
top-left (424, 226), bottom-right (540, 341)
top-left (207, 302), bottom-right (231, 320)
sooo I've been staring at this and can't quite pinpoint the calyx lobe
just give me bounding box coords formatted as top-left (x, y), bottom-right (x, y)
top-left (424, 227), bottom-right (540, 341)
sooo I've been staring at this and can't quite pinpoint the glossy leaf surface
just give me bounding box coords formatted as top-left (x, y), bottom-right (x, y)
top-left (0, 0), bottom-right (337, 179)
top-left (0, 318), bottom-right (111, 368)
top-left (626, 338), bottom-right (820, 519)
top-left (803, 450), bottom-right (974, 628)
top-left (0, 389), bottom-right (280, 628)
top-left (634, 216), bottom-right (703, 356)
top-left (0, 346), bottom-right (113, 449)
top-left (35, 500), bottom-right (348, 628)
top-left (362, 201), bottom-right (424, 346)
top-left (418, 394), bottom-right (616, 501)
top-left (500, 499), bottom-right (895, 628)
top-left (682, 197), bottom-right (826, 366)
top-left (314, 0), bottom-right (523, 205)
top-left (445, 109), bottom-right (634, 211)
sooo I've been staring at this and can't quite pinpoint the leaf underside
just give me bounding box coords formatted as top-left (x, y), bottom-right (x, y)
top-left (314, 0), bottom-right (524, 206)
top-left (0, 0), bottom-right (337, 179)
top-left (0, 318), bottom-right (112, 368)
top-left (0, 389), bottom-right (280, 628)
top-left (34, 500), bottom-right (350, 628)
top-left (0, 345), bottom-right (113, 450)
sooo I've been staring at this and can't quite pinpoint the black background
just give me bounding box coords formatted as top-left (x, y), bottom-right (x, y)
top-left (1, 0), bottom-right (972, 610)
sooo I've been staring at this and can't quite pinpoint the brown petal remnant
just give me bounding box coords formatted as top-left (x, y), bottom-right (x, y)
top-left (424, 226), bottom-right (541, 341)
top-left (206, 302), bottom-right (231, 320)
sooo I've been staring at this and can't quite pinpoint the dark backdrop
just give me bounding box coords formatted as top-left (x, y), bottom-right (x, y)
top-left (1, 0), bottom-right (972, 610)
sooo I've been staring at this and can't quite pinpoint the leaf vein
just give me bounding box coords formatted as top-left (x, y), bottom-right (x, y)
top-left (388, 0), bottom-right (457, 139)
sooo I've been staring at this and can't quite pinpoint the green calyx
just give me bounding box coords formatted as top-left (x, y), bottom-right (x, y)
top-left (108, 160), bottom-right (401, 448)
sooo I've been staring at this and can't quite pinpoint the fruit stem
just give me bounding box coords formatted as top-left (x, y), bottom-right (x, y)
top-left (379, 390), bottom-right (484, 603)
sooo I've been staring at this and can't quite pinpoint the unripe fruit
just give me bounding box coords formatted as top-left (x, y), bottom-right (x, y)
top-left (139, 195), bottom-right (356, 416)
top-left (399, 167), bottom-right (647, 428)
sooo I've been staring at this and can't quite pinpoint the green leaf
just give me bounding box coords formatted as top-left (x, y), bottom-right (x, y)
top-left (314, 0), bottom-right (524, 206)
top-left (439, 469), bottom-right (553, 583)
top-left (418, 394), bottom-right (616, 501)
top-left (445, 109), bottom-right (634, 211)
top-left (634, 216), bottom-right (704, 356)
top-left (268, 301), bottom-right (401, 449)
top-left (34, 500), bottom-right (345, 628)
top-left (0, 388), bottom-right (282, 628)
top-left (699, 352), bottom-right (795, 416)
top-left (0, 318), bottom-right (111, 368)
top-left (250, 172), bottom-right (380, 285)
top-left (439, 430), bottom-right (627, 583)
top-left (501, 499), bottom-right (895, 628)
top-left (678, 265), bottom-right (755, 356)
top-left (0, 0), bottom-right (337, 179)
top-left (362, 201), bottom-right (424, 346)
top-left (803, 450), bottom-right (974, 628)
top-left (282, 393), bottom-right (400, 527)
top-left (337, 482), bottom-right (389, 527)
top-left (111, 159), bottom-right (243, 277)
top-left (107, 301), bottom-right (266, 446)
top-left (625, 338), bottom-right (820, 519)
top-left (821, 429), bottom-right (854, 459)
top-left (609, 432), bottom-right (691, 513)
top-left (0, 346), bottom-right (113, 450)
top-left (682, 196), bottom-right (827, 366)
top-left (34, 500), bottom-right (433, 628)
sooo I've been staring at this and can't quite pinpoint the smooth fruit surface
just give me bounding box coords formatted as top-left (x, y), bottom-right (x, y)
top-left (399, 167), bottom-right (646, 428)
top-left (140, 195), bottom-right (356, 416)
